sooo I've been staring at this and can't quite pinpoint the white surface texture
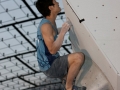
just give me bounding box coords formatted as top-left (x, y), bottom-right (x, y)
top-left (68, 0), bottom-right (120, 73)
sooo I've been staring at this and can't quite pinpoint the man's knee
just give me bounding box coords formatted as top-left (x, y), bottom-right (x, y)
top-left (74, 52), bottom-right (85, 63)
top-left (68, 52), bottom-right (85, 66)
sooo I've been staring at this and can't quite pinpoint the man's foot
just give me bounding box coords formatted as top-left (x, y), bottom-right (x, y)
top-left (72, 85), bottom-right (86, 90)
top-left (61, 79), bottom-right (76, 90)
top-left (61, 79), bottom-right (76, 85)
top-left (63, 85), bottom-right (86, 90)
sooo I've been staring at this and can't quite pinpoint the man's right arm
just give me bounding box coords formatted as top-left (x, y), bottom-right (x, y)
top-left (41, 22), bottom-right (70, 54)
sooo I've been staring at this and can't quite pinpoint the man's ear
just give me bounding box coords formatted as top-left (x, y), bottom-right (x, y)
top-left (49, 6), bottom-right (53, 11)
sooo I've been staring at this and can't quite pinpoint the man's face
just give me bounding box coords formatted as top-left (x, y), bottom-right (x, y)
top-left (52, 0), bottom-right (61, 13)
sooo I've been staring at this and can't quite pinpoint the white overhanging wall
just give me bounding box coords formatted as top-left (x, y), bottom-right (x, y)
top-left (62, 0), bottom-right (120, 90)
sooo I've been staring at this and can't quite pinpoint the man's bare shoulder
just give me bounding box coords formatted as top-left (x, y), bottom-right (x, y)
top-left (41, 23), bottom-right (52, 29)
top-left (41, 23), bottom-right (53, 36)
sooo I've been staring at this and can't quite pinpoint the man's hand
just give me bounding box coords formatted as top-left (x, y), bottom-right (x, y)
top-left (60, 22), bottom-right (70, 35)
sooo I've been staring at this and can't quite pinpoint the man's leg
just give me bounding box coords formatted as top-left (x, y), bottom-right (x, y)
top-left (65, 52), bottom-right (85, 90)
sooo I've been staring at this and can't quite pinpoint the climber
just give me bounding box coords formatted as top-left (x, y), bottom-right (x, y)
top-left (36, 0), bottom-right (85, 90)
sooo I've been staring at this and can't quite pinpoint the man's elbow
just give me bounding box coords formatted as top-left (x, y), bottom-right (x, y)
top-left (49, 50), bottom-right (56, 55)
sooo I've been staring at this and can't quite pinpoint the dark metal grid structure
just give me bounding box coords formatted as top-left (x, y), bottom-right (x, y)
top-left (0, 0), bottom-right (72, 90)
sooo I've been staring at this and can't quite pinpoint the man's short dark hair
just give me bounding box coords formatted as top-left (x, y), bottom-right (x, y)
top-left (36, 0), bottom-right (54, 17)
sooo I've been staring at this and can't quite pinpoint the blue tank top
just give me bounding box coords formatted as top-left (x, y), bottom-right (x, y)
top-left (36, 18), bottom-right (60, 71)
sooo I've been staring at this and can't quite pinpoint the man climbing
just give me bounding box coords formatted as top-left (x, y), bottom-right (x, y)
top-left (36, 0), bottom-right (85, 90)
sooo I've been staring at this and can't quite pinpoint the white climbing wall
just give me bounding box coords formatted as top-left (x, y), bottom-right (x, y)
top-left (62, 0), bottom-right (120, 90)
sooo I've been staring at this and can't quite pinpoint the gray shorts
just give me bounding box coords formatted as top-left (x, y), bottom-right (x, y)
top-left (43, 55), bottom-right (69, 79)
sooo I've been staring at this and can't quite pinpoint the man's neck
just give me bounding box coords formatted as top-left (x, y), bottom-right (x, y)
top-left (46, 14), bottom-right (57, 26)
